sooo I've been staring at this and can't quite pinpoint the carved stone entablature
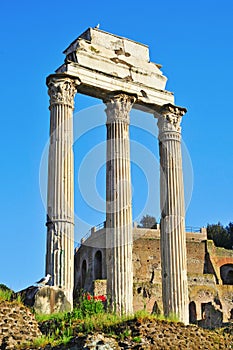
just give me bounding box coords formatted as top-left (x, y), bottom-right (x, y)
top-left (47, 76), bottom-right (79, 108)
top-left (104, 93), bottom-right (136, 125)
top-left (156, 103), bottom-right (187, 135)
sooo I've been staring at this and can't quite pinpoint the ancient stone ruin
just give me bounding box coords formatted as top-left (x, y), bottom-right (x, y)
top-left (0, 301), bottom-right (42, 349)
top-left (45, 27), bottom-right (233, 325)
top-left (75, 223), bottom-right (233, 327)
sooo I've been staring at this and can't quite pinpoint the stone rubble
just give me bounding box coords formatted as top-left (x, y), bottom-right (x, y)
top-left (0, 300), bottom-right (42, 350)
top-left (37, 318), bottom-right (233, 350)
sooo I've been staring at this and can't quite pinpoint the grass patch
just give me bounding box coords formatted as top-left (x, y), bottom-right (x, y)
top-left (36, 309), bottom-right (136, 347)
top-left (35, 311), bottom-right (65, 323)
top-left (31, 310), bottom-right (180, 348)
top-left (118, 328), bottom-right (131, 340)
top-left (134, 309), bottom-right (179, 323)
top-left (21, 334), bottom-right (73, 349)
top-left (0, 285), bottom-right (22, 304)
top-left (31, 296), bottom-right (180, 348)
top-left (28, 335), bottom-right (52, 347)
top-left (36, 309), bottom-right (178, 344)
top-left (78, 312), bottom-right (133, 333)
top-left (156, 312), bottom-right (180, 322)
top-left (0, 288), bottom-right (12, 301)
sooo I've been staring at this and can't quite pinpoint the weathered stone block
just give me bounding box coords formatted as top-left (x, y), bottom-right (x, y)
top-left (93, 279), bottom-right (107, 297)
top-left (34, 286), bottom-right (72, 314)
top-left (18, 285), bottom-right (72, 314)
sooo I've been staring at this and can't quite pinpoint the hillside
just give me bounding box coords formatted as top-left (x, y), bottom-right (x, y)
top-left (36, 317), bottom-right (233, 349)
top-left (1, 296), bottom-right (233, 349)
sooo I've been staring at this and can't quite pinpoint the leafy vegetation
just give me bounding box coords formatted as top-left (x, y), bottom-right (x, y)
top-left (132, 336), bottom-right (141, 343)
top-left (36, 293), bottom-right (104, 322)
top-left (34, 293), bottom-right (107, 346)
top-left (0, 288), bottom-right (12, 301)
top-left (138, 214), bottom-right (157, 229)
top-left (21, 333), bottom-right (73, 349)
top-left (134, 309), bottom-right (179, 323)
top-left (0, 284), bottom-right (22, 304)
top-left (0, 283), bottom-right (12, 292)
top-left (32, 302), bottom-right (181, 348)
top-left (207, 222), bottom-right (233, 249)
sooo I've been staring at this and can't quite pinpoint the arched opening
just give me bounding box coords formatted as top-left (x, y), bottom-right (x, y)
top-left (189, 301), bottom-right (197, 324)
top-left (81, 259), bottom-right (87, 289)
top-left (199, 302), bottom-right (223, 328)
top-left (220, 264), bottom-right (233, 285)
top-left (226, 270), bottom-right (233, 284)
top-left (94, 250), bottom-right (102, 279)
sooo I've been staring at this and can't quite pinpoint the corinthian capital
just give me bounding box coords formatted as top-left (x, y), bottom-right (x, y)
top-left (104, 93), bottom-right (136, 124)
top-left (47, 76), bottom-right (78, 108)
top-left (156, 104), bottom-right (187, 133)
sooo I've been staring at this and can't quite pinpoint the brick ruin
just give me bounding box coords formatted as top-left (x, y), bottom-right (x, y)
top-left (74, 225), bottom-right (233, 327)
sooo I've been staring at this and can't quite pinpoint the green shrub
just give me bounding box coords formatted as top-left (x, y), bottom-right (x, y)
top-left (75, 293), bottom-right (104, 317)
top-left (0, 284), bottom-right (12, 292)
top-left (36, 293), bottom-right (105, 341)
top-left (33, 301), bottom-right (181, 348)
top-left (0, 288), bottom-right (12, 301)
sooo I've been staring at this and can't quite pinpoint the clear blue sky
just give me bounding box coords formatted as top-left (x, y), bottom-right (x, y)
top-left (0, 0), bottom-right (232, 291)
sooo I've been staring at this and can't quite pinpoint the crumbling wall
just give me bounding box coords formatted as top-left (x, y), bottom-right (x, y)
top-left (186, 241), bottom-right (206, 274)
top-left (207, 240), bottom-right (233, 284)
top-left (133, 282), bottom-right (163, 315)
top-left (188, 283), bottom-right (223, 327)
top-left (217, 285), bottom-right (233, 322)
top-left (133, 236), bottom-right (162, 284)
top-left (74, 242), bottom-right (107, 295)
top-left (0, 301), bottom-right (41, 349)
top-left (93, 279), bottom-right (107, 297)
top-left (74, 228), bottom-right (233, 325)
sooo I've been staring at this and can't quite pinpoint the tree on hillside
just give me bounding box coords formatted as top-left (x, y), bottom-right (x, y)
top-left (138, 215), bottom-right (157, 229)
top-left (226, 222), bottom-right (233, 248)
top-left (207, 222), bottom-right (232, 249)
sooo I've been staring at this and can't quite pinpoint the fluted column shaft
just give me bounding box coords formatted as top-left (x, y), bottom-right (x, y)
top-left (46, 76), bottom-right (77, 307)
top-left (104, 93), bottom-right (135, 315)
top-left (157, 104), bottom-right (189, 324)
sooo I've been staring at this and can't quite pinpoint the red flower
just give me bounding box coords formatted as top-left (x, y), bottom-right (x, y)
top-left (94, 295), bottom-right (107, 302)
top-left (84, 293), bottom-right (106, 302)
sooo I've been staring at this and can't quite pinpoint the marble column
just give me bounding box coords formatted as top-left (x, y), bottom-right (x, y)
top-left (104, 93), bottom-right (136, 315)
top-left (156, 103), bottom-right (189, 325)
top-left (45, 75), bottom-right (78, 307)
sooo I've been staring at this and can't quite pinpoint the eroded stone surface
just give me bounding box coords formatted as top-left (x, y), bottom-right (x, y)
top-left (0, 301), bottom-right (42, 349)
top-left (37, 318), bottom-right (233, 349)
top-left (75, 226), bottom-right (233, 326)
top-left (18, 285), bottom-right (72, 314)
top-left (55, 27), bottom-right (174, 108)
top-left (34, 286), bottom-right (72, 314)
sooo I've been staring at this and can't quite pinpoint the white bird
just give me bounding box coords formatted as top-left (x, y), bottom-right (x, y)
top-left (36, 274), bottom-right (51, 285)
top-left (95, 23), bottom-right (100, 29)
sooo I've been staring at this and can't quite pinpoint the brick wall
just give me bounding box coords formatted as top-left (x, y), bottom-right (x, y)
top-left (74, 227), bottom-right (233, 323)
